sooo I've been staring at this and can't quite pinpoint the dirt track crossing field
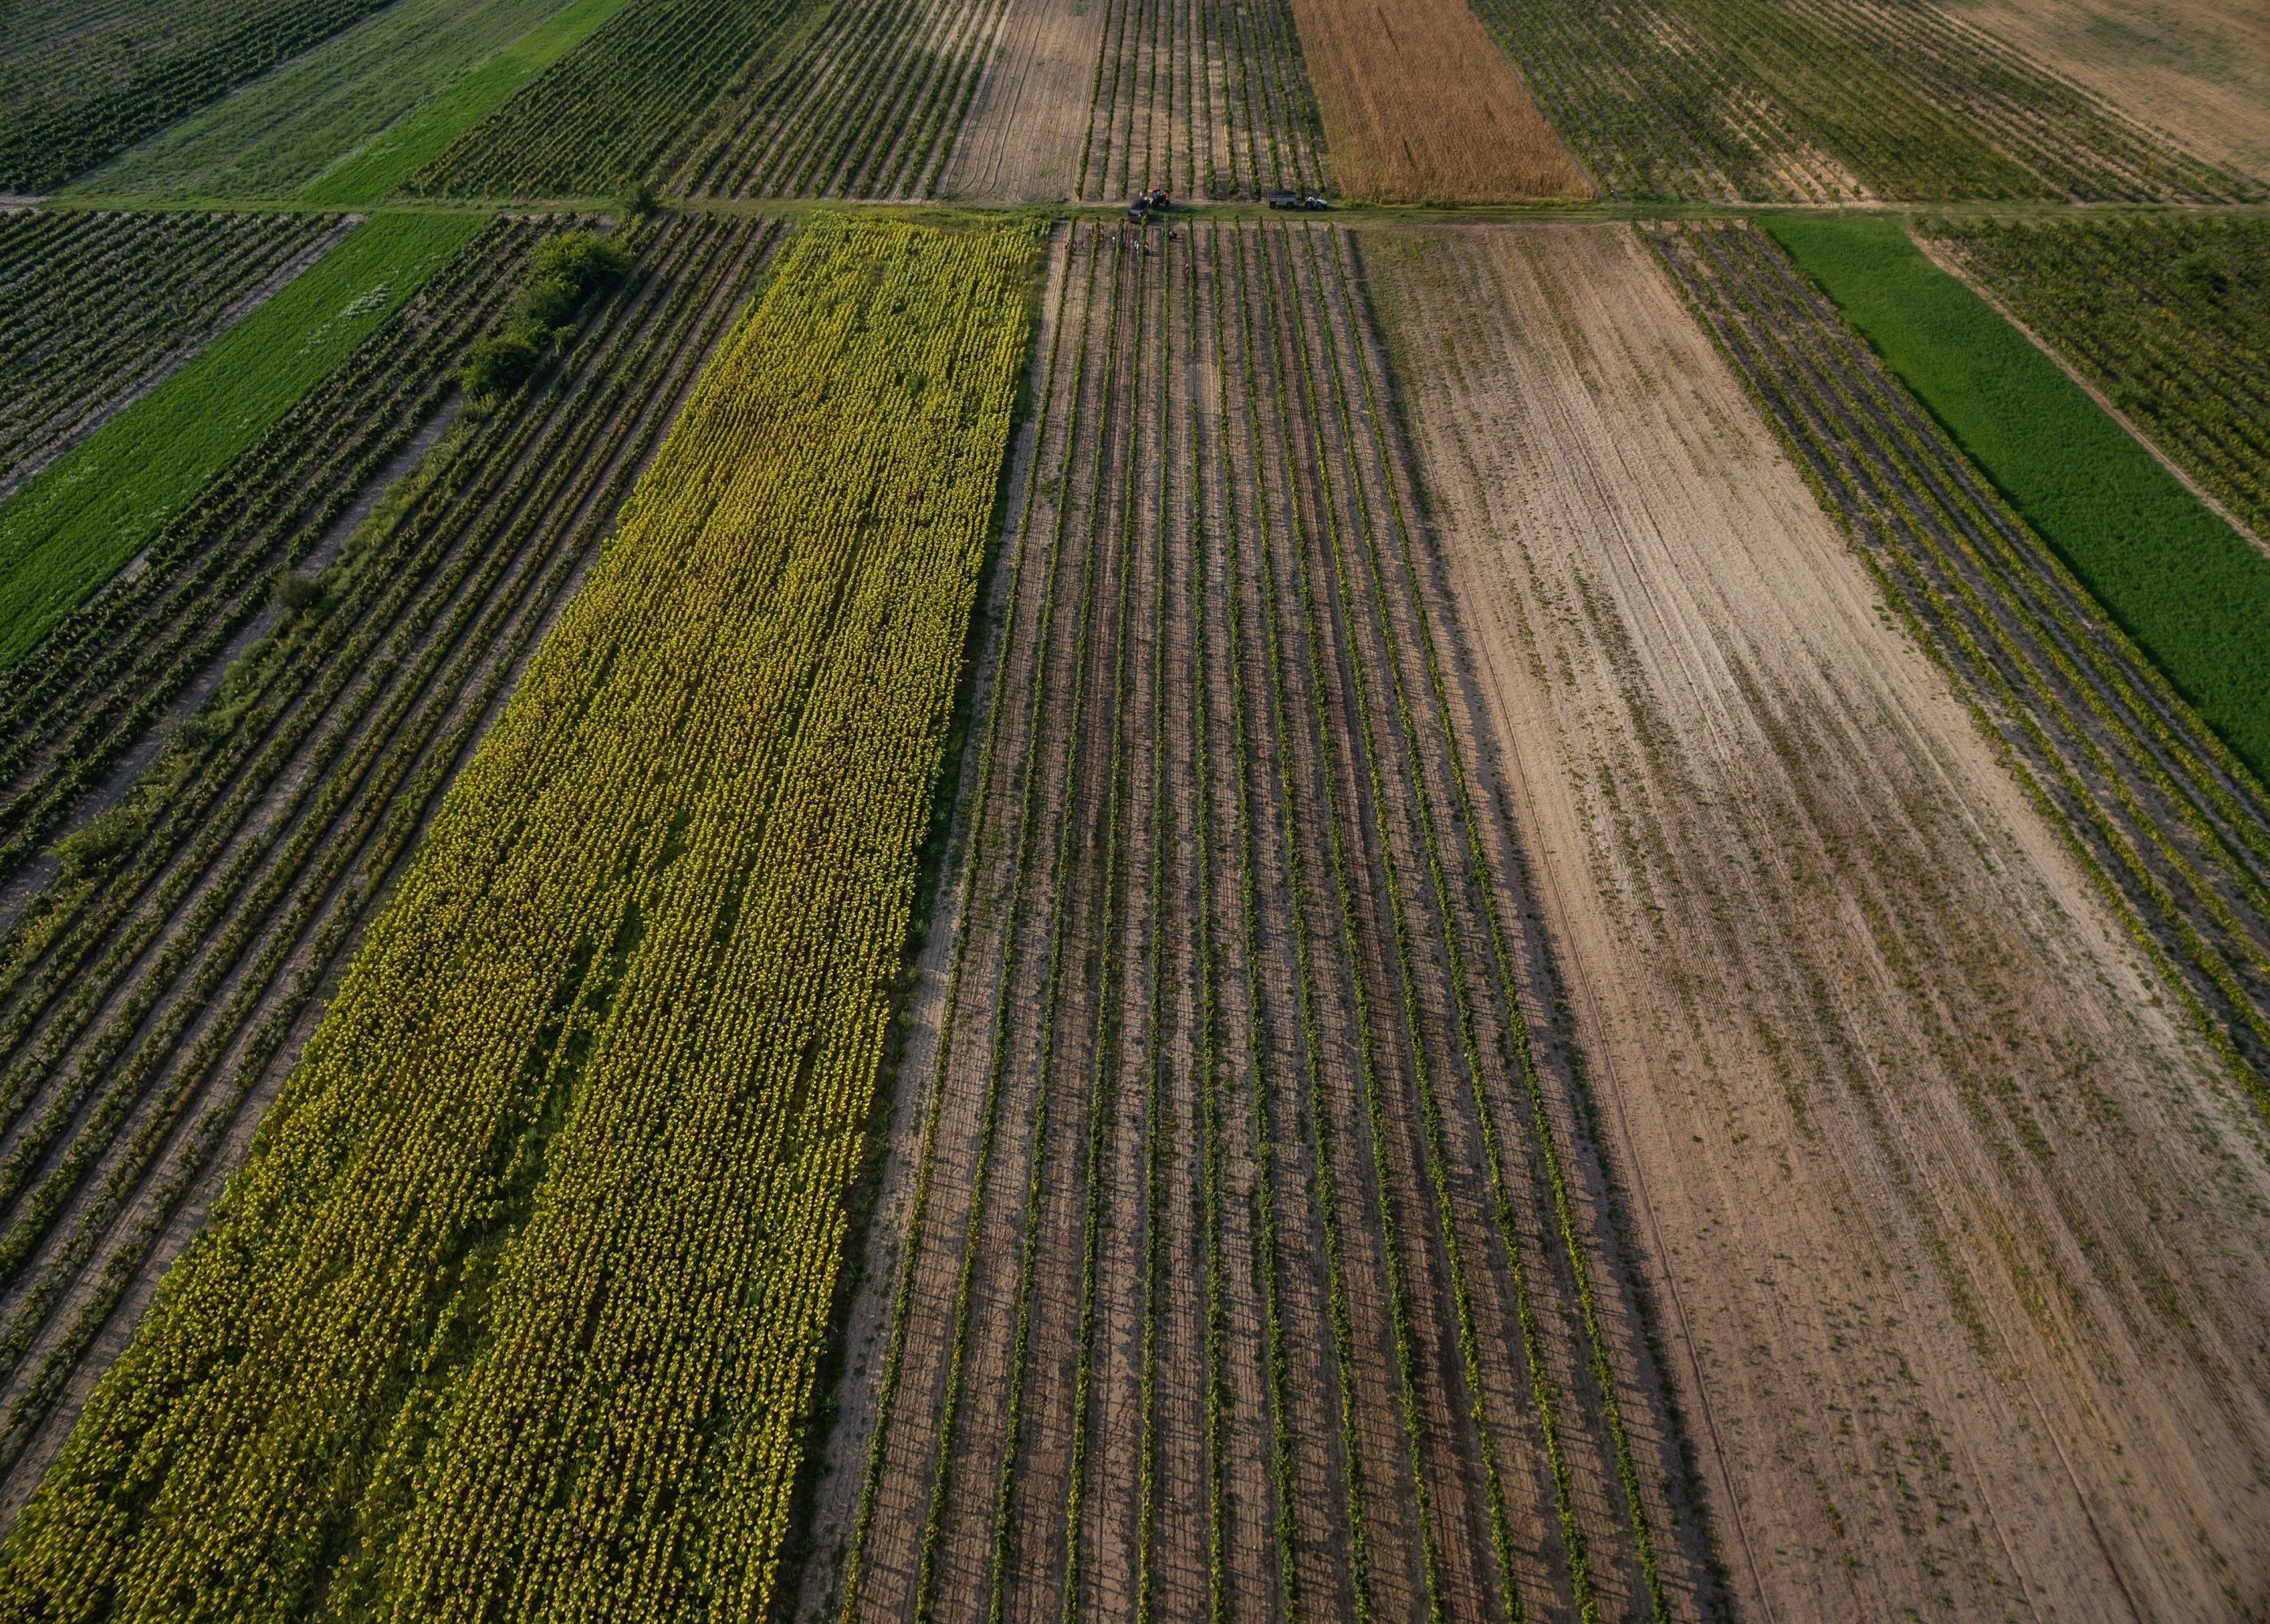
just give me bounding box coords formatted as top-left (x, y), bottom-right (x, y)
top-left (1364, 219), bottom-right (2270, 1620)
top-left (791, 218), bottom-right (1720, 1623)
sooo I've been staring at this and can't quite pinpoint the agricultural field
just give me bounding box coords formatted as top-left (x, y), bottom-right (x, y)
top-left (0, 0), bottom-right (395, 191)
top-left (1766, 213), bottom-right (2270, 785)
top-left (0, 211), bottom-right (481, 667)
top-left (1472, 0), bottom-right (2260, 201)
top-left (1922, 213), bottom-right (2270, 548)
top-left (792, 218), bottom-right (1712, 1624)
top-left (1364, 218), bottom-right (2270, 1619)
top-left (0, 214), bottom-right (1035, 1618)
top-left (1285, 0), bottom-right (1586, 201)
top-left (1941, 0), bottom-right (2270, 181)
top-left (71, 0), bottom-right (629, 202)
top-left (0, 209), bottom-right (343, 499)
top-left (5, 0), bottom-right (2270, 1615)
top-left (0, 211), bottom-right (780, 1519)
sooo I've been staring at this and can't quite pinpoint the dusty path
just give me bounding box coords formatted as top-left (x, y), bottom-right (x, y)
top-left (1364, 218), bottom-right (2270, 1621)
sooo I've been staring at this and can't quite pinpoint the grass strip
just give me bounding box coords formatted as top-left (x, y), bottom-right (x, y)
top-left (0, 212), bottom-right (482, 669)
top-left (1763, 212), bottom-right (2270, 784)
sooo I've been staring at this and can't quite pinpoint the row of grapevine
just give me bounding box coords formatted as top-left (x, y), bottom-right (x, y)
top-left (1646, 218), bottom-right (2270, 1099)
top-left (0, 212), bottom-right (779, 1526)
top-left (1924, 214), bottom-right (2270, 546)
top-left (0, 210), bottom-right (343, 499)
top-left (404, 0), bottom-right (809, 197)
top-left (1078, 0), bottom-right (1328, 199)
top-left (0, 213), bottom-right (1040, 1624)
top-left (809, 218), bottom-right (1709, 1624)
top-left (1470, 0), bottom-right (2259, 201)
top-left (666, 0), bottom-right (1014, 198)
top-left (0, 0), bottom-right (395, 190)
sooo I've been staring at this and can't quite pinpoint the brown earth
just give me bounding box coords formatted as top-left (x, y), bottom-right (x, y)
top-left (1939, 0), bottom-right (2270, 182)
top-left (1282, 0), bottom-right (1588, 201)
top-left (938, 0), bottom-right (1109, 201)
top-left (1363, 219), bottom-right (2270, 1621)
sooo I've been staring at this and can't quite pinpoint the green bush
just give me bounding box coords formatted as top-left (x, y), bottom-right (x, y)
top-left (460, 228), bottom-right (630, 401)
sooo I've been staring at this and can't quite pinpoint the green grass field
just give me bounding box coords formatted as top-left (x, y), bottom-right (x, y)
top-left (1766, 212), bottom-right (2270, 784)
top-left (0, 212), bottom-right (484, 668)
top-left (71, 0), bottom-right (629, 204)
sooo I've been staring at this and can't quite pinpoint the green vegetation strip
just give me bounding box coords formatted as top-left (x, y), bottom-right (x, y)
top-left (0, 212), bottom-right (483, 669)
top-left (1765, 212), bottom-right (2270, 784)
top-left (71, 0), bottom-right (621, 204)
top-left (300, 0), bottom-right (638, 205)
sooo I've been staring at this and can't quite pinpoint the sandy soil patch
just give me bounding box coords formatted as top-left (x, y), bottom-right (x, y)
top-left (1364, 219), bottom-right (2270, 1619)
top-left (1286, 0), bottom-right (1586, 201)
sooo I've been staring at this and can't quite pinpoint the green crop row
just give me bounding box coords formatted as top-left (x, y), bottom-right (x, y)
top-left (1924, 214), bottom-right (2270, 551)
top-left (1765, 212), bottom-right (2270, 787)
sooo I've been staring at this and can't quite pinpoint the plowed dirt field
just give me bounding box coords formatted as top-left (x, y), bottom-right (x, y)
top-left (1365, 219), bottom-right (2270, 1621)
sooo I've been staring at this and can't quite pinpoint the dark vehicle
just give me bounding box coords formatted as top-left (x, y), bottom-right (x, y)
top-left (1127, 188), bottom-right (1174, 222)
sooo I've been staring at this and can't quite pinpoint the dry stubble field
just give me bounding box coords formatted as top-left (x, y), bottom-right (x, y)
top-left (1364, 220), bottom-right (2270, 1621)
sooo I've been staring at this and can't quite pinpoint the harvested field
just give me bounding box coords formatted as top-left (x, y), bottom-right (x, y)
top-left (793, 218), bottom-right (1718, 1624)
top-left (1075, 0), bottom-right (1328, 199)
top-left (1365, 218), bottom-right (2270, 1619)
top-left (1940, 0), bottom-right (2270, 182)
top-left (1282, 0), bottom-right (1588, 201)
top-left (0, 213), bottom-right (780, 1530)
top-left (0, 210), bottom-right (342, 501)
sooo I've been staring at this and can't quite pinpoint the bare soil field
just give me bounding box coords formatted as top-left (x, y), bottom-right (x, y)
top-left (1282, 0), bottom-right (1588, 202)
top-left (939, 0), bottom-right (1110, 201)
top-left (1363, 220), bottom-right (2270, 1620)
top-left (791, 218), bottom-right (1719, 1622)
top-left (1939, 0), bottom-right (2270, 181)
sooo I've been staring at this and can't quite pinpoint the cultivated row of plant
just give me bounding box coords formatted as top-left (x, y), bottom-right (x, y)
top-left (832, 216), bottom-right (1693, 1623)
top-left (668, 0), bottom-right (1012, 198)
top-left (1472, 0), bottom-right (2257, 201)
top-left (404, 0), bottom-right (806, 197)
top-left (0, 0), bottom-right (395, 190)
top-left (0, 210), bottom-right (484, 668)
top-left (1925, 214), bottom-right (2270, 547)
top-left (1077, 0), bottom-right (1327, 200)
top-left (0, 214), bottom-right (776, 1522)
top-left (0, 215), bottom-right (543, 890)
top-left (0, 209), bottom-right (338, 498)
top-left (0, 214), bottom-right (1040, 1624)
top-left (1648, 218), bottom-right (2270, 1099)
